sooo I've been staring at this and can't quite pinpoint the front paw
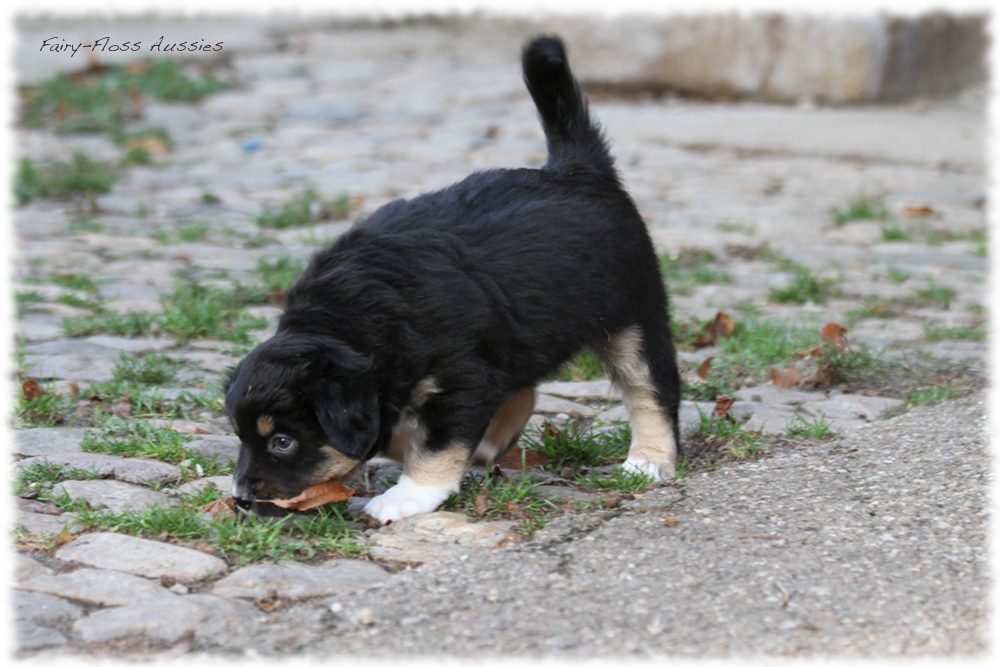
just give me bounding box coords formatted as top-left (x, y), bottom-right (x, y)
top-left (363, 474), bottom-right (456, 525)
top-left (621, 457), bottom-right (673, 482)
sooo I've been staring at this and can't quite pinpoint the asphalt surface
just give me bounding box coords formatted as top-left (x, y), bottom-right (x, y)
top-left (192, 392), bottom-right (990, 660)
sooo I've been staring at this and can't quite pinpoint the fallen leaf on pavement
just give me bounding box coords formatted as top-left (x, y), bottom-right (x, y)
top-left (202, 496), bottom-right (235, 519)
top-left (902, 205), bottom-right (937, 217)
top-left (694, 311), bottom-right (736, 348)
top-left (262, 480), bottom-right (355, 511)
top-left (714, 395), bottom-right (736, 419)
top-left (820, 322), bottom-right (848, 347)
top-left (21, 379), bottom-right (44, 400)
top-left (696, 356), bottom-right (714, 379)
top-left (770, 367), bottom-right (802, 388)
top-left (496, 446), bottom-right (551, 469)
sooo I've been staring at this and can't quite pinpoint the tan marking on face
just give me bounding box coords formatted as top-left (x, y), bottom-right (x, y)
top-left (404, 442), bottom-right (470, 487)
top-left (256, 414), bottom-right (275, 437)
top-left (310, 445), bottom-right (364, 484)
top-left (603, 327), bottom-right (677, 478)
top-left (474, 387), bottom-right (536, 463)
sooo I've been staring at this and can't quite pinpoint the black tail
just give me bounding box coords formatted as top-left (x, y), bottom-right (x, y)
top-left (522, 36), bottom-right (619, 183)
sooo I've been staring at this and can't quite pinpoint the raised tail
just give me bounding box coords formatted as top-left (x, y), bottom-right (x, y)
top-left (522, 35), bottom-right (619, 183)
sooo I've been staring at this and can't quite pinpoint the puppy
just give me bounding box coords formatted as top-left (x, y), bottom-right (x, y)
top-left (225, 36), bottom-right (681, 525)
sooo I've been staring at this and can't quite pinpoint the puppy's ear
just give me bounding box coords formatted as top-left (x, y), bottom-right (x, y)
top-left (314, 381), bottom-right (380, 460)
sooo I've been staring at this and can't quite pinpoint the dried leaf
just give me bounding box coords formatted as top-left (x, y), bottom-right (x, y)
top-left (474, 485), bottom-right (490, 517)
top-left (664, 516), bottom-right (679, 528)
top-left (126, 136), bottom-right (170, 155)
top-left (820, 322), bottom-right (848, 348)
top-left (110, 396), bottom-right (132, 418)
top-left (714, 395), bottom-right (736, 419)
top-left (696, 356), bottom-right (714, 380)
top-left (496, 446), bottom-right (551, 469)
top-left (74, 403), bottom-right (94, 419)
top-left (202, 496), bottom-right (235, 519)
top-left (171, 422), bottom-right (212, 434)
top-left (264, 480), bottom-right (355, 511)
top-left (903, 205), bottom-right (936, 218)
top-left (22, 379), bottom-right (44, 400)
top-left (802, 362), bottom-right (836, 388)
top-left (795, 345), bottom-right (823, 359)
top-left (770, 367), bottom-right (802, 388)
top-left (693, 311), bottom-right (736, 348)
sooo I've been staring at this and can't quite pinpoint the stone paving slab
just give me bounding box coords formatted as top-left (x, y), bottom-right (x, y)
top-left (14, 510), bottom-right (83, 536)
top-left (55, 533), bottom-right (230, 583)
top-left (21, 452), bottom-right (181, 485)
top-left (366, 512), bottom-right (522, 565)
top-left (211, 560), bottom-right (393, 600)
top-left (13, 428), bottom-right (89, 457)
top-left (18, 568), bottom-right (178, 607)
top-left (73, 594), bottom-right (261, 645)
top-left (49, 479), bottom-right (174, 513)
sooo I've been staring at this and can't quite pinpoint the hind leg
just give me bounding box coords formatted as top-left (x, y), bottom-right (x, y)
top-left (602, 324), bottom-right (681, 481)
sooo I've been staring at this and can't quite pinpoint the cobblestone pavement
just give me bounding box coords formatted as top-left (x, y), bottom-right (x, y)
top-left (8, 18), bottom-right (989, 659)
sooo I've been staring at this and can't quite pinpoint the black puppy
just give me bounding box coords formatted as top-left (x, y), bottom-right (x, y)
top-left (225, 36), bottom-right (681, 524)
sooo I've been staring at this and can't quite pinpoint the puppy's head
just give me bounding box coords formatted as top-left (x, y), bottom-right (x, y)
top-left (224, 333), bottom-right (380, 513)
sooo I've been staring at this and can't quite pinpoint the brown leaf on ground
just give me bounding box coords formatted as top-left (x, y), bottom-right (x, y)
top-left (126, 136), bottom-right (170, 155)
top-left (770, 367), bottom-right (802, 388)
top-left (714, 395), bottom-right (736, 419)
top-left (696, 356), bottom-right (714, 379)
top-left (263, 480), bottom-right (355, 511)
top-left (802, 362), bottom-right (836, 388)
top-left (473, 485), bottom-right (490, 516)
top-left (171, 422), bottom-right (212, 434)
top-left (74, 403), bottom-right (94, 419)
top-left (22, 379), bottom-right (45, 400)
top-left (202, 496), bottom-right (235, 519)
top-left (903, 205), bottom-right (937, 218)
top-left (110, 396), bottom-right (132, 418)
top-left (496, 446), bottom-right (552, 469)
top-left (795, 345), bottom-right (823, 358)
top-left (693, 311), bottom-right (736, 348)
top-left (820, 322), bottom-right (849, 347)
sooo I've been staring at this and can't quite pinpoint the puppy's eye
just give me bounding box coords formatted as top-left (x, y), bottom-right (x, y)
top-left (269, 435), bottom-right (297, 454)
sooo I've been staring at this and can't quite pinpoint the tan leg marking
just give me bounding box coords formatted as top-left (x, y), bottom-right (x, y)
top-left (603, 327), bottom-right (677, 479)
top-left (474, 387), bottom-right (536, 463)
top-left (403, 443), bottom-right (470, 487)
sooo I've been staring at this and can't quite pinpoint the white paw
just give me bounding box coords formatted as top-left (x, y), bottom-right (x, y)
top-left (363, 474), bottom-right (457, 525)
top-left (621, 457), bottom-right (671, 482)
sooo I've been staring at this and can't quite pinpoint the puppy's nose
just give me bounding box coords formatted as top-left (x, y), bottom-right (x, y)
top-left (232, 477), bottom-right (255, 512)
top-left (233, 495), bottom-right (254, 512)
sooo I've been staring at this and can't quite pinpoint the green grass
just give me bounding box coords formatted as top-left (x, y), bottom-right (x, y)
top-left (846, 296), bottom-right (895, 325)
top-left (970, 229), bottom-right (987, 257)
top-left (524, 423), bottom-right (631, 470)
top-left (15, 155), bottom-right (119, 206)
top-left (111, 127), bottom-right (172, 165)
top-left (159, 282), bottom-right (269, 343)
top-left (769, 269), bottom-right (836, 305)
top-left (551, 350), bottom-right (607, 382)
top-left (833, 194), bottom-right (889, 226)
top-left (923, 322), bottom-right (986, 342)
top-left (254, 188), bottom-right (352, 229)
top-left (690, 409), bottom-right (770, 458)
top-left (684, 316), bottom-right (818, 400)
top-left (886, 266), bottom-right (912, 283)
top-left (77, 416), bottom-right (232, 480)
top-left (880, 222), bottom-right (915, 242)
top-left (905, 385), bottom-right (967, 406)
top-left (20, 59), bottom-right (232, 135)
top-left (443, 473), bottom-right (558, 533)
top-left (15, 379), bottom-right (75, 428)
top-left (63, 311), bottom-right (158, 338)
top-left (73, 486), bottom-right (364, 567)
top-left (14, 461), bottom-right (104, 497)
top-left (575, 467), bottom-right (658, 494)
top-left (255, 256), bottom-right (306, 293)
top-left (913, 282), bottom-right (956, 308)
top-left (784, 414), bottom-right (835, 440)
